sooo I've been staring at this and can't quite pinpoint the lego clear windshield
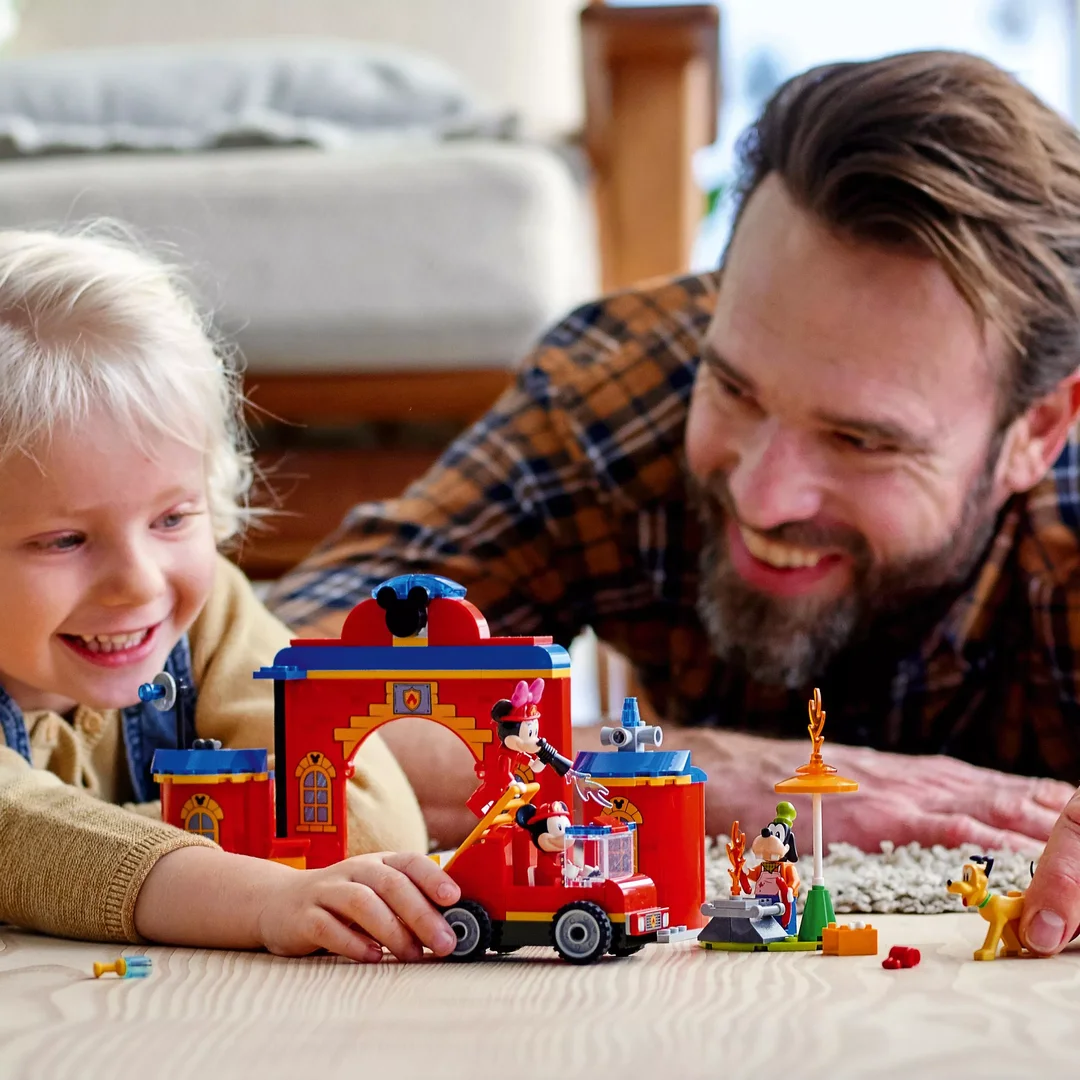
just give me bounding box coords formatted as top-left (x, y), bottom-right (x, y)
top-left (562, 825), bottom-right (636, 886)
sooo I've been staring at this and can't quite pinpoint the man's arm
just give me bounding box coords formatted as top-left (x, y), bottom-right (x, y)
top-left (575, 721), bottom-right (1072, 847)
top-left (265, 279), bottom-right (712, 644)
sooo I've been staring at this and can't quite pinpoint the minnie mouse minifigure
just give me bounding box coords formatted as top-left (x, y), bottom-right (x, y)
top-left (466, 679), bottom-right (577, 818)
top-left (466, 679), bottom-right (611, 818)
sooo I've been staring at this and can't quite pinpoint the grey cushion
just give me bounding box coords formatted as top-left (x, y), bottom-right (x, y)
top-left (0, 38), bottom-right (515, 157)
top-left (0, 141), bottom-right (597, 372)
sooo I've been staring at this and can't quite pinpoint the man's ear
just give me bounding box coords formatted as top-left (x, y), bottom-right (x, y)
top-left (997, 375), bottom-right (1080, 494)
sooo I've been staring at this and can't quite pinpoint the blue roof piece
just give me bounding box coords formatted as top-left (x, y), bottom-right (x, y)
top-left (263, 642), bottom-right (572, 675)
top-left (566, 823), bottom-right (637, 838)
top-left (572, 748), bottom-right (708, 782)
top-left (152, 748), bottom-right (269, 776)
top-left (373, 574), bottom-right (467, 601)
top-left (253, 664), bottom-right (306, 681)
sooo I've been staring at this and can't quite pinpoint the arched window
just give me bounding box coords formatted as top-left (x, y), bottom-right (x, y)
top-left (295, 753), bottom-right (337, 833)
top-left (302, 768), bottom-right (330, 825)
top-left (179, 795), bottom-right (224, 845)
top-left (187, 811), bottom-right (217, 840)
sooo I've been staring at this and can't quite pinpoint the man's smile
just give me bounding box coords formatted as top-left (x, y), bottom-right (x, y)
top-left (727, 520), bottom-right (847, 598)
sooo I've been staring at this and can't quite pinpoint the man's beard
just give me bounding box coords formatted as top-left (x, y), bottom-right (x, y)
top-left (691, 452), bottom-right (1003, 689)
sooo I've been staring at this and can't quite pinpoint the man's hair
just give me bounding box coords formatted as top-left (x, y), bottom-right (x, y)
top-left (728, 50), bottom-right (1080, 423)
top-left (0, 224), bottom-right (253, 543)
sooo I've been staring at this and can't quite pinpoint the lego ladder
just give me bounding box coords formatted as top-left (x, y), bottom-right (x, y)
top-left (441, 781), bottom-right (541, 873)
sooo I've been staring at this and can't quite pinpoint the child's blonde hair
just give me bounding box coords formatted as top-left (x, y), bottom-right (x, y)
top-left (0, 225), bottom-right (252, 543)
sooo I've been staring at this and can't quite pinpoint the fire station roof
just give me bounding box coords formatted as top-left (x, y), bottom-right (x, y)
top-left (151, 748), bottom-right (270, 777)
top-left (254, 642), bottom-right (571, 680)
top-left (572, 748), bottom-right (707, 781)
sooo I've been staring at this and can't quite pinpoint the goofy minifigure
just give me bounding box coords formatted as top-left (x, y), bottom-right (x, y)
top-left (466, 679), bottom-right (576, 818)
top-left (747, 802), bottom-right (801, 936)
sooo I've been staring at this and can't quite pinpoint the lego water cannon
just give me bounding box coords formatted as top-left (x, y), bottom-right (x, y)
top-left (600, 697), bottom-right (663, 753)
top-left (139, 670), bottom-right (195, 751)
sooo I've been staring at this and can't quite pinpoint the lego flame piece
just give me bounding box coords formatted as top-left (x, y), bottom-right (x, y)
top-left (726, 820), bottom-right (748, 897)
top-left (775, 688), bottom-right (858, 795)
top-left (805, 688), bottom-right (832, 774)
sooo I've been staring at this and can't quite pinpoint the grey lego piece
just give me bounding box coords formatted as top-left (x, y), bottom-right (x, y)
top-left (655, 925), bottom-right (700, 944)
top-left (698, 915), bottom-right (789, 946)
top-left (697, 895), bottom-right (788, 947)
top-left (700, 896), bottom-right (784, 921)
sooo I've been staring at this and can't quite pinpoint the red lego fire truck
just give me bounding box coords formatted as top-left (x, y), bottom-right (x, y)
top-left (439, 782), bottom-right (670, 965)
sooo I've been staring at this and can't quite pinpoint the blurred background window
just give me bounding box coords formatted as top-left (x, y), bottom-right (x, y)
top-left (617, 0), bottom-right (1077, 268)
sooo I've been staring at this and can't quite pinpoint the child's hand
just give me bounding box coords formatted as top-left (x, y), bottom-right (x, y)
top-left (256, 852), bottom-right (461, 963)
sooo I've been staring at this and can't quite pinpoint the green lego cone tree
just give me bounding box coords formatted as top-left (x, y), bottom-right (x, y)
top-left (774, 689), bottom-right (857, 943)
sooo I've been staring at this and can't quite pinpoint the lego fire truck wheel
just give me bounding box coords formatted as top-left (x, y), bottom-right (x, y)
top-left (609, 942), bottom-right (645, 958)
top-left (551, 901), bottom-right (613, 965)
top-left (443, 900), bottom-right (492, 962)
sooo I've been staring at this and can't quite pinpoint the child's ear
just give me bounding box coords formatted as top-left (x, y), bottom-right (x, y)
top-left (997, 376), bottom-right (1080, 494)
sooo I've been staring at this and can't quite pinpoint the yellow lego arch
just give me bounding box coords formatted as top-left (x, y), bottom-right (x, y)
top-left (333, 680), bottom-right (492, 762)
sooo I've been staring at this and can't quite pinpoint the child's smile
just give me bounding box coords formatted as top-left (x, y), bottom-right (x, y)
top-left (0, 412), bottom-right (218, 713)
top-left (59, 623), bottom-right (161, 667)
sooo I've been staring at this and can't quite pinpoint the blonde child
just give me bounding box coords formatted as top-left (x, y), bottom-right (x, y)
top-left (0, 228), bottom-right (461, 962)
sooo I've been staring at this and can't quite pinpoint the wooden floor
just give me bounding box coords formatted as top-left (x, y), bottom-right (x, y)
top-left (2, 914), bottom-right (1077, 1079)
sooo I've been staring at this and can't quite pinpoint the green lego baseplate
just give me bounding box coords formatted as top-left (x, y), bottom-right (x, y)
top-left (699, 937), bottom-right (822, 952)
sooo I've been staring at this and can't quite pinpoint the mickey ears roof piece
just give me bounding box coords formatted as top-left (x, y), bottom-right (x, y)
top-left (375, 583), bottom-right (431, 638)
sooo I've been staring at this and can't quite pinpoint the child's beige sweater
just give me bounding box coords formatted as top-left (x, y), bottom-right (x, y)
top-left (0, 555), bottom-right (427, 943)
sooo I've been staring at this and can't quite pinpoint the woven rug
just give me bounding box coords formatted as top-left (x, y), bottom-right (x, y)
top-left (703, 839), bottom-right (1038, 914)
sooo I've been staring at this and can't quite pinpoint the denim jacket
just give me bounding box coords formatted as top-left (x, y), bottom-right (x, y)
top-left (0, 635), bottom-right (198, 803)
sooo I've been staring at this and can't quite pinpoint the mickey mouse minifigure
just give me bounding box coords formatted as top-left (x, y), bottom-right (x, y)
top-left (515, 801), bottom-right (595, 886)
top-left (466, 678), bottom-right (577, 818)
top-left (746, 802), bottom-right (801, 936)
top-left (515, 800), bottom-right (574, 885)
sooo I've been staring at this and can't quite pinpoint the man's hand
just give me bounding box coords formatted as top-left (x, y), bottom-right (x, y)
top-left (571, 725), bottom-right (1075, 851)
top-left (1020, 791), bottom-right (1080, 955)
top-left (810, 744), bottom-right (1073, 852)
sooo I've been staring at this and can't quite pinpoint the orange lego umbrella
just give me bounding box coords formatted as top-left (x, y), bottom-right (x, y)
top-left (774, 688), bottom-right (858, 942)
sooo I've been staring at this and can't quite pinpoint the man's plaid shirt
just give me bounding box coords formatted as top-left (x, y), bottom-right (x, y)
top-left (267, 272), bottom-right (1080, 783)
